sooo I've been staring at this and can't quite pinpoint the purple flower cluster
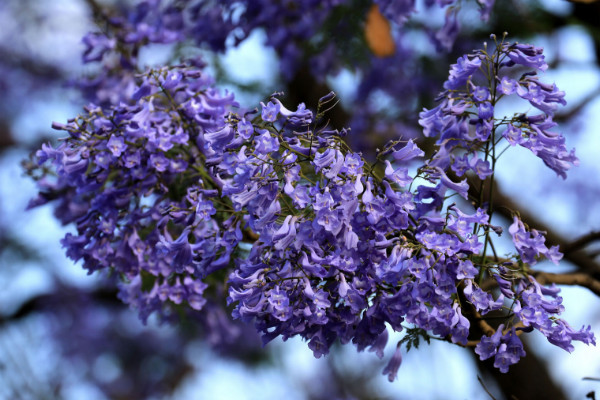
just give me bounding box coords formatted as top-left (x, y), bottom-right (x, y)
top-left (513, 276), bottom-right (595, 353)
top-left (474, 269), bottom-right (595, 370)
top-left (420, 38), bottom-right (578, 180)
top-left (475, 325), bottom-right (526, 373)
top-left (509, 217), bottom-right (563, 265)
top-left (411, 39), bottom-right (594, 364)
top-left (223, 94), bottom-right (500, 378)
top-left (77, 0), bottom-right (192, 105)
top-left (77, 0), bottom-right (497, 103)
top-left (467, 260), bottom-right (597, 372)
top-left (32, 65), bottom-right (244, 328)
top-left (29, 38), bottom-right (595, 380)
top-left (70, 0), bottom-right (505, 163)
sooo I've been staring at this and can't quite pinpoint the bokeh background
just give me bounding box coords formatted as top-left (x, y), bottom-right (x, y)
top-left (1, 0), bottom-right (600, 399)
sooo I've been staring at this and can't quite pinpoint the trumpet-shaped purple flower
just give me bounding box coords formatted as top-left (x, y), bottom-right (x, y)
top-left (107, 134), bottom-right (126, 157)
top-left (507, 43), bottom-right (547, 71)
top-left (382, 345), bottom-right (403, 382)
top-left (255, 130), bottom-right (279, 154)
top-left (497, 76), bottom-right (518, 95)
top-left (444, 55), bottom-right (482, 90)
top-left (261, 101), bottom-right (280, 122)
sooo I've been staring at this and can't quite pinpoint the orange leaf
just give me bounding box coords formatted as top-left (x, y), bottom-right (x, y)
top-left (365, 4), bottom-right (396, 58)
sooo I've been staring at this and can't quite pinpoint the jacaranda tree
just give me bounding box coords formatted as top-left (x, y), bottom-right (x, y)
top-left (7, 0), bottom-right (600, 398)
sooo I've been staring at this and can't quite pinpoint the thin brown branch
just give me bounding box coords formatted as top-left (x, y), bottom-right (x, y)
top-left (243, 229), bottom-right (259, 241)
top-left (532, 271), bottom-right (600, 297)
top-left (562, 231), bottom-right (600, 254)
top-left (478, 375), bottom-right (499, 400)
top-left (478, 314), bottom-right (496, 337)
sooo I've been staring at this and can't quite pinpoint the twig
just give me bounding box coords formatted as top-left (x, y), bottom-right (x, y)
top-left (478, 375), bottom-right (498, 400)
top-left (562, 231), bottom-right (600, 254)
top-left (478, 316), bottom-right (496, 337)
top-left (533, 271), bottom-right (600, 297)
